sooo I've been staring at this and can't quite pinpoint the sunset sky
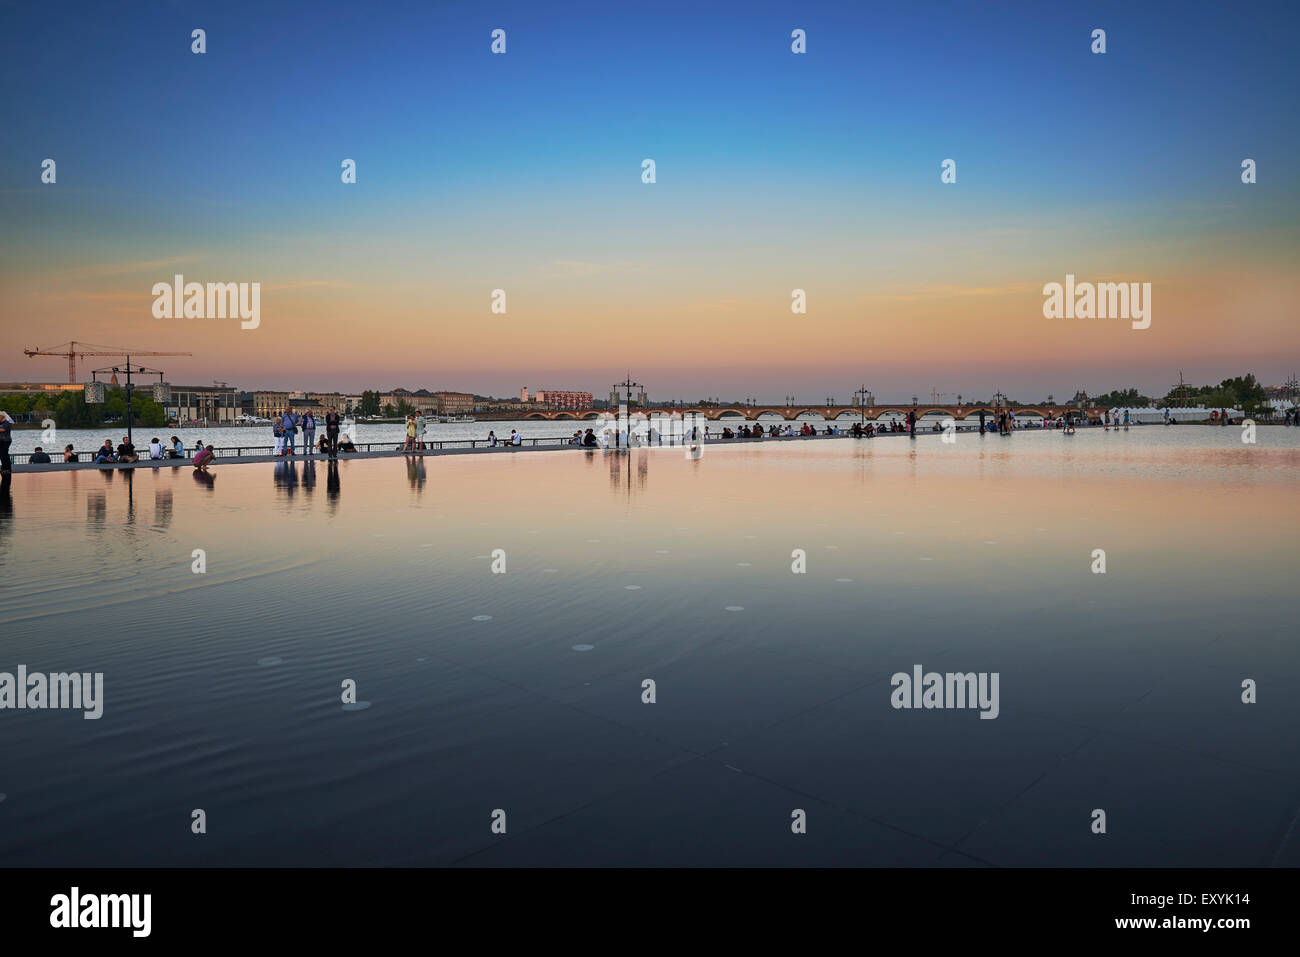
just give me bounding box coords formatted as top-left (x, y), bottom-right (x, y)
top-left (2, 0), bottom-right (1297, 402)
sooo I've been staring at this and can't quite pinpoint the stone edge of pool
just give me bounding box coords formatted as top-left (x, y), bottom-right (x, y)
top-left (7, 431), bottom-right (911, 473)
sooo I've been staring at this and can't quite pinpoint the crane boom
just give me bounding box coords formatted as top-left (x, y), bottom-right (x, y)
top-left (24, 341), bottom-right (192, 382)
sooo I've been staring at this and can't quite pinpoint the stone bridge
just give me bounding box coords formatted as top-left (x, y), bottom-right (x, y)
top-left (478, 404), bottom-right (1071, 422)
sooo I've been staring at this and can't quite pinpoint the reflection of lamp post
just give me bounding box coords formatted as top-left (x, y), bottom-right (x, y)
top-left (911, 395), bottom-right (918, 439)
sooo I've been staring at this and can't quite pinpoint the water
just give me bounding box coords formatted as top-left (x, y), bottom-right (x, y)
top-left (0, 427), bottom-right (1297, 866)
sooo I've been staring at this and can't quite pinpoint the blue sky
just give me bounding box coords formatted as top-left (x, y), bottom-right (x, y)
top-left (2, 0), bottom-right (1296, 398)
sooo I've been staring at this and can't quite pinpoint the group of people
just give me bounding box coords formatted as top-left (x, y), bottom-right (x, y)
top-left (276, 407), bottom-right (348, 456)
top-left (404, 413), bottom-right (428, 452)
top-left (273, 409), bottom-right (311, 455)
top-left (92, 435), bottom-right (191, 463)
top-left (485, 429), bottom-right (524, 448)
top-left (565, 429), bottom-right (603, 447)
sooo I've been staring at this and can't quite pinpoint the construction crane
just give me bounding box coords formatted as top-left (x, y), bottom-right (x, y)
top-left (930, 388), bottom-right (956, 404)
top-left (23, 341), bottom-right (192, 383)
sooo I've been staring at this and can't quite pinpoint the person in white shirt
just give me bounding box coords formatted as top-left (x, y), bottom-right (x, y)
top-left (148, 438), bottom-right (164, 460)
top-left (510, 430), bottom-right (522, 447)
top-left (415, 413), bottom-right (427, 450)
top-left (487, 430), bottom-right (498, 447)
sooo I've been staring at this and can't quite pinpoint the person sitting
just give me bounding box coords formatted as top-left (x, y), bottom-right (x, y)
top-left (167, 436), bottom-right (185, 459)
top-left (317, 434), bottom-right (331, 454)
top-left (192, 441), bottom-right (215, 470)
top-left (94, 440), bottom-right (117, 463)
top-left (583, 428), bottom-right (598, 447)
top-left (116, 437), bottom-right (138, 463)
top-left (148, 437), bottom-right (165, 459)
top-left (336, 435), bottom-right (357, 453)
top-left (63, 444), bottom-right (78, 462)
top-left (29, 446), bottom-right (52, 464)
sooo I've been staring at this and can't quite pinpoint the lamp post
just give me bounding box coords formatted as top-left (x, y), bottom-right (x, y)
top-left (611, 375), bottom-right (644, 449)
top-left (911, 396), bottom-right (918, 439)
top-left (853, 384), bottom-right (871, 430)
top-left (92, 360), bottom-right (166, 447)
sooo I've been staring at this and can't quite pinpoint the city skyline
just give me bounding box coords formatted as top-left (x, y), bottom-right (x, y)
top-left (3, 0), bottom-right (1298, 398)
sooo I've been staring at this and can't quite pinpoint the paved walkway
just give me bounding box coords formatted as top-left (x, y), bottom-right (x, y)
top-left (8, 432), bottom-right (885, 472)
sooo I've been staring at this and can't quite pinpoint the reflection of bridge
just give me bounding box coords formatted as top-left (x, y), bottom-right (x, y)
top-left (478, 404), bottom-right (1072, 422)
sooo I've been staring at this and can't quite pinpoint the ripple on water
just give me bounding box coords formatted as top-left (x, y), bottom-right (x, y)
top-left (725, 606), bottom-right (744, 612)
top-left (572, 644), bottom-right (594, 652)
top-left (342, 701), bottom-right (372, 711)
top-left (257, 657), bottom-right (284, 666)
top-left (472, 615), bottom-right (493, 622)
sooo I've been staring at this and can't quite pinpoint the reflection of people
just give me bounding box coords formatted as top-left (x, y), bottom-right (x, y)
top-left (0, 411), bottom-right (12, 474)
top-left (327, 459), bottom-right (340, 501)
top-left (0, 474), bottom-right (12, 533)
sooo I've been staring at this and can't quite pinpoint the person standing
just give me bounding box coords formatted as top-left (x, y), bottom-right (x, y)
top-left (273, 414), bottom-right (285, 456)
top-left (487, 430), bottom-right (498, 447)
top-left (325, 407), bottom-right (341, 458)
top-left (510, 429), bottom-right (521, 448)
top-left (302, 411), bottom-right (316, 454)
top-left (283, 408), bottom-right (299, 455)
top-left (403, 415), bottom-right (417, 452)
top-left (415, 411), bottom-right (427, 451)
top-left (0, 411), bottom-right (12, 474)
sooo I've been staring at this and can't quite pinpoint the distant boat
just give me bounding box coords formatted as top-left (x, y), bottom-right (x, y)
top-left (436, 415), bottom-right (475, 423)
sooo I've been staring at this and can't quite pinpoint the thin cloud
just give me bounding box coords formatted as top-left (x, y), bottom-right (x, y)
top-left (47, 256), bottom-right (200, 282)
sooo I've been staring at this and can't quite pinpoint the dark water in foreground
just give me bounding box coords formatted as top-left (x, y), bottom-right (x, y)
top-left (0, 427), bottom-right (1297, 866)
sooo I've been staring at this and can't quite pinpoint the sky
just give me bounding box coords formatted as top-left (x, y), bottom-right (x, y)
top-left (1, 0), bottom-right (1297, 402)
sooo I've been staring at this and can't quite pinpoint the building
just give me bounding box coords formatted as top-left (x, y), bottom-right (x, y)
top-left (433, 391), bottom-right (475, 414)
top-left (253, 391), bottom-right (290, 418)
top-left (169, 384), bottom-right (238, 424)
top-left (523, 388), bottom-right (593, 410)
top-left (307, 392), bottom-right (361, 414)
top-left (0, 381), bottom-right (85, 396)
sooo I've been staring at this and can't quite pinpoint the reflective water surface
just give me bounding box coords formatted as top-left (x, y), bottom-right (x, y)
top-left (0, 427), bottom-right (1297, 866)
